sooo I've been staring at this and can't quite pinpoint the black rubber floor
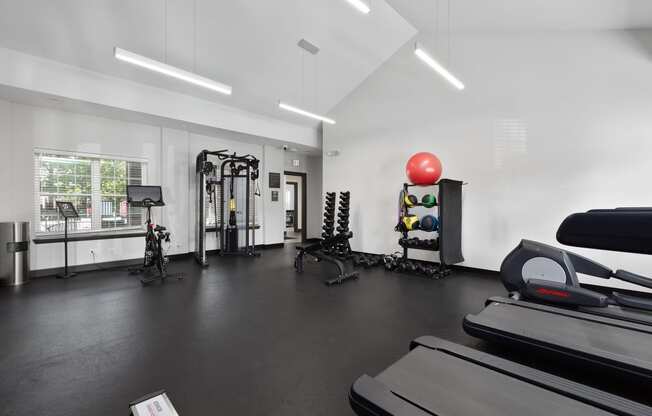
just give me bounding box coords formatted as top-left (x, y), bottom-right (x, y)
top-left (0, 246), bottom-right (646, 415)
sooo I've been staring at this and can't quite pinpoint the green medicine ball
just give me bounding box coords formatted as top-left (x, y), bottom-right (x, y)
top-left (421, 194), bottom-right (437, 208)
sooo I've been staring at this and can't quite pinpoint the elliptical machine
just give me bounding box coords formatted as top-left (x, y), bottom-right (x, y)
top-left (501, 208), bottom-right (652, 322)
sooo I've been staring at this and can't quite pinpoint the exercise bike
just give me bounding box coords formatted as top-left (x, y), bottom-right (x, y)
top-left (501, 208), bottom-right (652, 324)
top-left (127, 185), bottom-right (183, 285)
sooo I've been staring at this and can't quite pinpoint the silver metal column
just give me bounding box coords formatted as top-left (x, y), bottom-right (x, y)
top-left (0, 222), bottom-right (30, 286)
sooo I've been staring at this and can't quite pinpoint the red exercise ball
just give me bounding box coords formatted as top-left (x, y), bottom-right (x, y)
top-left (405, 152), bottom-right (443, 185)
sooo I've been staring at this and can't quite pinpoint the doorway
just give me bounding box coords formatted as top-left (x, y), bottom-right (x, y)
top-left (284, 171), bottom-right (307, 243)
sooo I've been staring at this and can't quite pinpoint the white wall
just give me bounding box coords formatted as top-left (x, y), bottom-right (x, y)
top-left (0, 100), bottom-right (289, 271)
top-left (0, 46), bottom-right (320, 148)
top-left (324, 30), bottom-right (652, 290)
top-left (262, 146), bottom-right (285, 245)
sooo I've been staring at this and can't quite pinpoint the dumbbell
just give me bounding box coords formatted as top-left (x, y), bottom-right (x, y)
top-left (405, 261), bottom-right (417, 273)
top-left (385, 255), bottom-right (399, 270)
top-left (415, 263), bottom-right (426, 275)
top-left (367, 255), bottom-right (380, 267)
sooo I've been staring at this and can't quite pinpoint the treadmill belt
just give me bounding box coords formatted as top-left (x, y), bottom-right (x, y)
top-left (350, 336), bottom-right (651, 416)
top-left (464, 297), bottom-right (652, 379)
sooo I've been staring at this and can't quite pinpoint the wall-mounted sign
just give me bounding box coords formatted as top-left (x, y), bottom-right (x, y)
top-left (269, 172), bottom-right (281, 189)
top-left (271, 191), bottom-right (279, 202)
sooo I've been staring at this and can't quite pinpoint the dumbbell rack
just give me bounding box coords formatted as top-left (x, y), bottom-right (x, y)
top-left (322, 192), bottom-right (337, 243)
top-left (334, 191), bottom-right (353, 258)
top-left (394, 180), bottom-right (465, 279)
top-left (295, 191), bottom-right (358, 285)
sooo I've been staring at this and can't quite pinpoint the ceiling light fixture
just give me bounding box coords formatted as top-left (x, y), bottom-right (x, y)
top-left (278, 39), bottom-right (335, 125)
top-left (278, 101), bottom-right (336, 125)
top-left (114, 47), bottom-right (232, 95)
top-left (414, 44), bottom-right (464, 90)
top-left (345, 0), bottom-right (370, 14)
top-left (415, 0), bottom-right (465, 90)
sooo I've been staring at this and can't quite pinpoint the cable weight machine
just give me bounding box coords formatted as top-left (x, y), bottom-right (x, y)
top-left (195, 150), bottom-right (260, 266)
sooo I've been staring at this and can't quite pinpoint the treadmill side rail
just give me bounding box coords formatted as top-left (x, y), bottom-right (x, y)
top-left (350, 375), bottom-right (430, 416)
top-left (351, 336), bottom-right (652, 416)
top-left (464, 298), bottom-right (652, 382)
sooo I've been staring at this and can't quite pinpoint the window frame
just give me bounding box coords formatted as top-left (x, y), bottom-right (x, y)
top-left (34, 149), bottom-right (148, 237)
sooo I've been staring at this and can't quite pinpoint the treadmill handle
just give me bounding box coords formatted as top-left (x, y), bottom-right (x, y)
top-left (614, 269), bottom-right (652, 289)
top-left (612, 292), bottom-right (652, 311)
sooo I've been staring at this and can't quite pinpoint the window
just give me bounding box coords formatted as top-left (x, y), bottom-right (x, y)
top-left (34, 151), bottom-right (147, 234)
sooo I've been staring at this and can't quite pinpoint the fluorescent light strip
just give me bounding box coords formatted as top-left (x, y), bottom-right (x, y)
top-left (414, 43), bottom-right (465, 90)
top-left (278, 101), bottom-right (336, 125)
top-left (114, 47), bottom-right (232, 95)
top-left (345, 0), bottom-right (370, 14)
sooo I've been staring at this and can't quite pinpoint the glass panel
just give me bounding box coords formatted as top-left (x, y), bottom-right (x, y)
top-left (36, 153), bottom-right (144, 234)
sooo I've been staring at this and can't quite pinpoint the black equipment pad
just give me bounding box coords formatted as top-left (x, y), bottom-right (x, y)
top-left (557, 209), bottom-right (652, 254)
top-left (350, 336), bottom-right (651, 416)
top-left (464, 297), bottom-right (652, 380)
top-left (127, 185), bottom-right (165, 207)
top-left (437, 179), bottom-right (464, 265)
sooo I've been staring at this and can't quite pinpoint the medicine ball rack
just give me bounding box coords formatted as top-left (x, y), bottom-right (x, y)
top-left (390, 179), bottom-right (464, 279)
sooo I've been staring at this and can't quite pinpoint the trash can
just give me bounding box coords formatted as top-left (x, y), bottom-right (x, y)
top-left (0, 222), bottom-right (30, 286)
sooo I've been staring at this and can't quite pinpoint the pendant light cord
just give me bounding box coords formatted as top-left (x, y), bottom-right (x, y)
top-left (163, 0), bottom-right (167, 63)
top-left (435, 0), bottom-right (439, 54)
top-left (193, 0), bottom-right (197, 72)
top-left (447, 0), bottom-right (451, 65)
top-left (301, 50), bottom-right (305, 107)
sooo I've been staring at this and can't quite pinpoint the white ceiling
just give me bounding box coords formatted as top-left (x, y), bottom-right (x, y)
top-left (386, 0), bottom-right (652, 35)
top-left (1, 0), bottom-right (650, 131)
top-left (0, 0), bottom-right (415, 127)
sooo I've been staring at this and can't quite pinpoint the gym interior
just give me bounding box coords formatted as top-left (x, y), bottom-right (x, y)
top-left (1, 1), bottom-right (652, 415)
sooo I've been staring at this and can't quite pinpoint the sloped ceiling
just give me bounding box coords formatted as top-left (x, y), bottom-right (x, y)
top-left (0, 0), bottom-right (416, 127)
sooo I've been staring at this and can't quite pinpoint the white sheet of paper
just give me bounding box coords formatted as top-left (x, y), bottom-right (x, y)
top-left (131, 393), bottom-right (179, 416)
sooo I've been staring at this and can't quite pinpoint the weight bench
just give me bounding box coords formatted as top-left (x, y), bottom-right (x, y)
top-left (295, 233), bottom-right (359, 286)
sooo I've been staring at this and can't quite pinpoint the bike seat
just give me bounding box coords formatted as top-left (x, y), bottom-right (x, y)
top-left (154, 225), bottom-right (167, 232)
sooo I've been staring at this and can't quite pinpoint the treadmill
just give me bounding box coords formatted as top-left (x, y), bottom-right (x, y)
top-left (350, 336), bottom-right (652, 416)
top-left (464, 296), bottom-right (652, 380)
top-left (465, 208), bottom-right (652, 381)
